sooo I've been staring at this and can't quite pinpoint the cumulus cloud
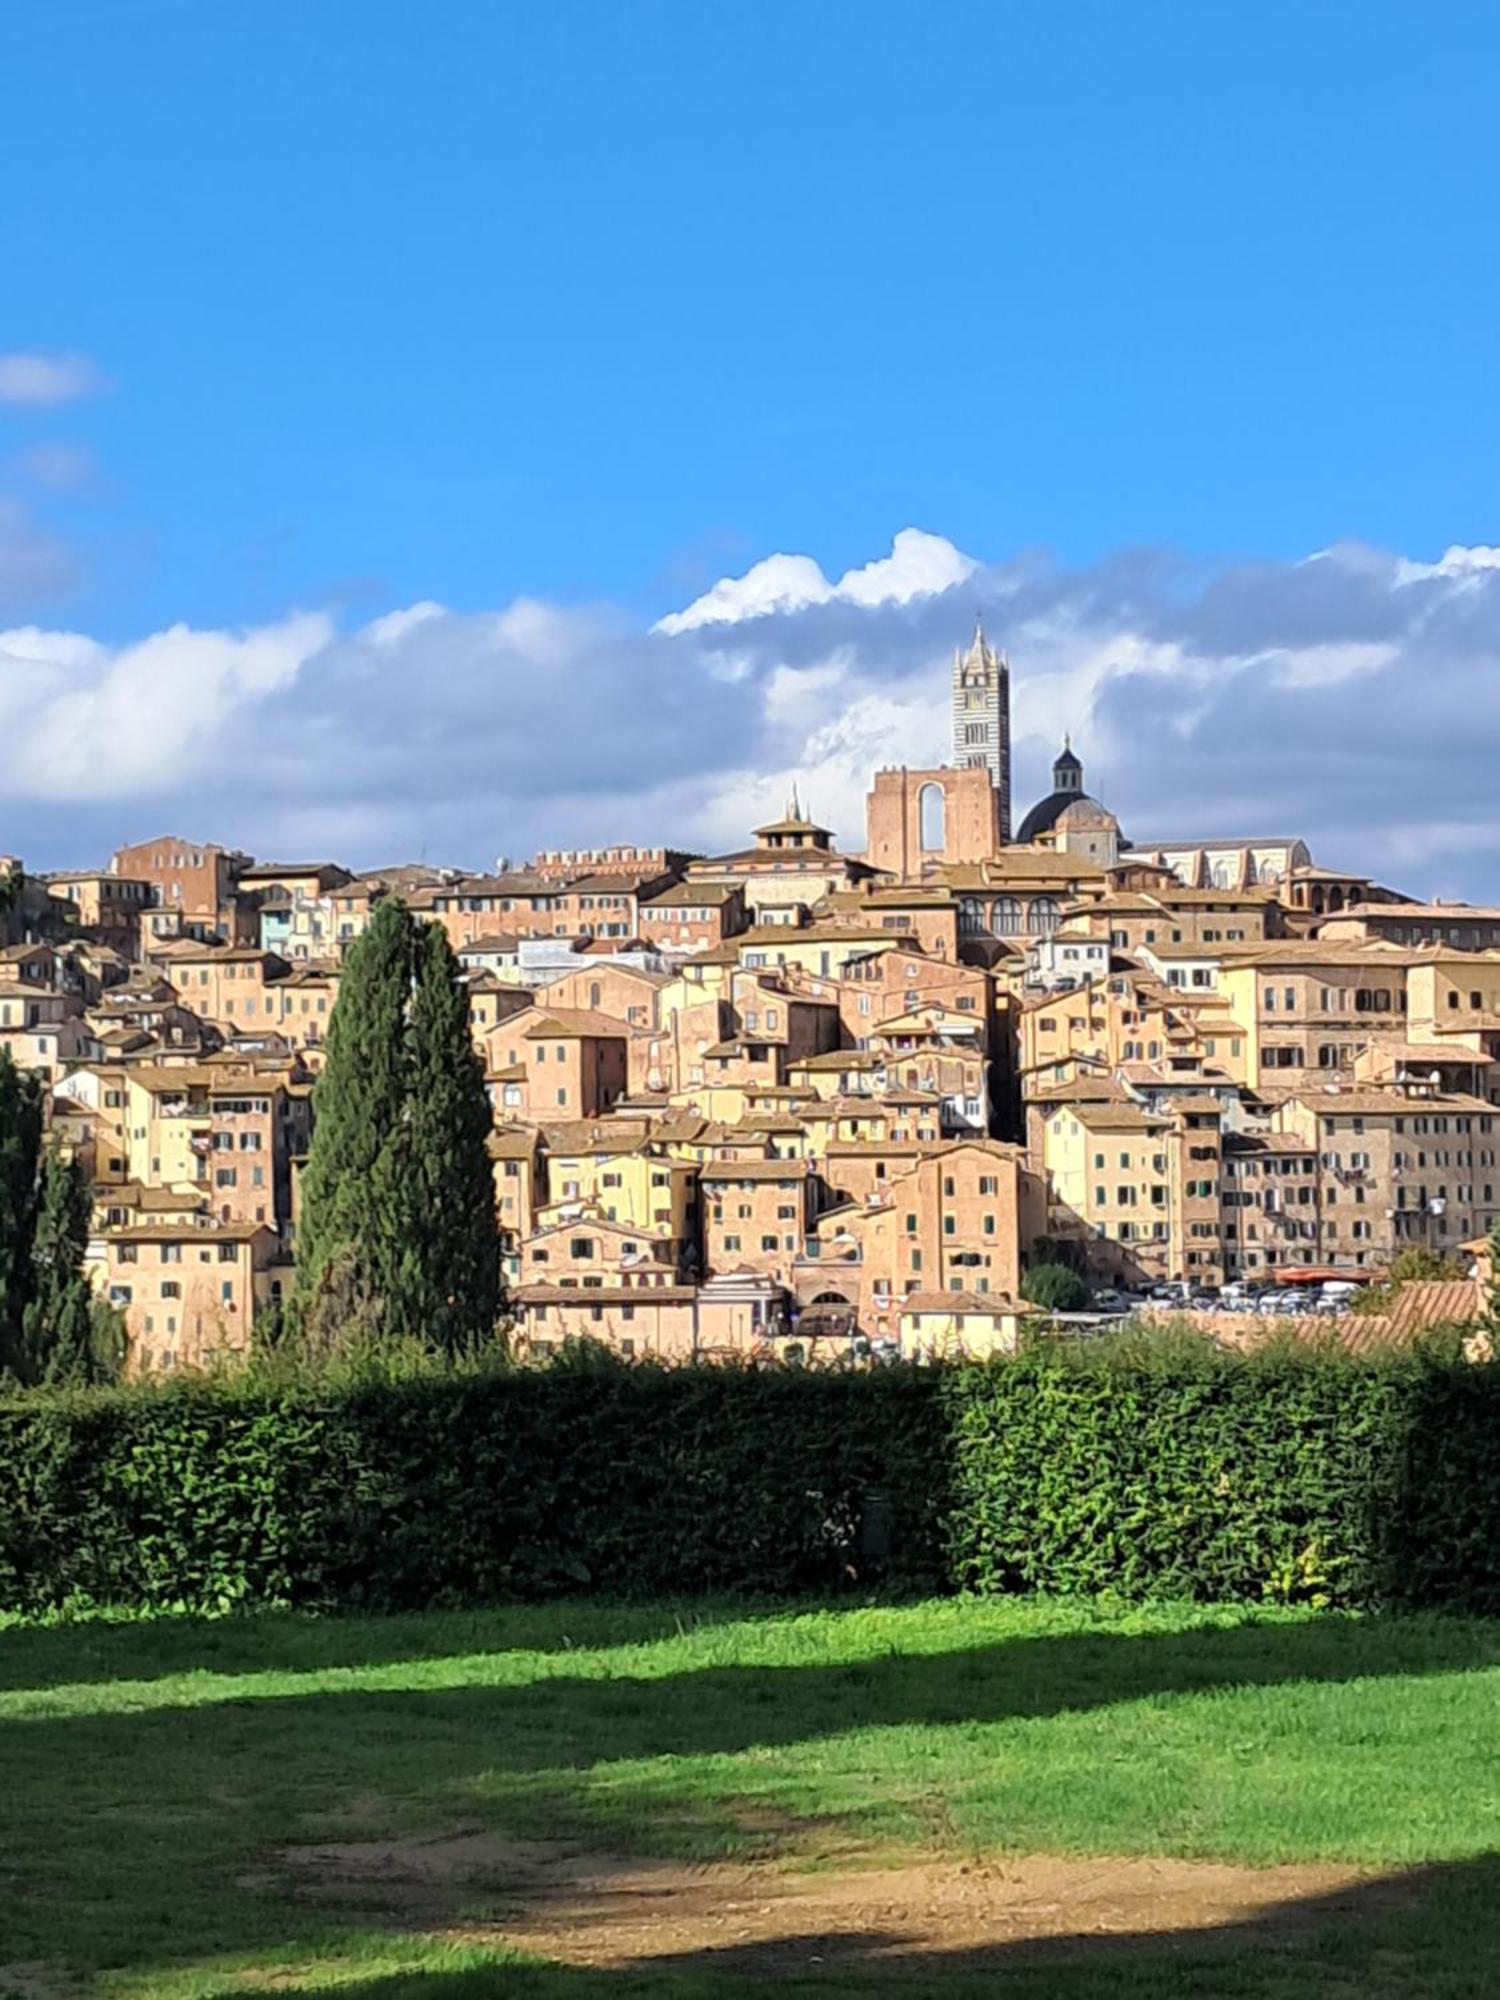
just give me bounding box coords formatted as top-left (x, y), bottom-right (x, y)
top-left (655, 526), bottom-right (977, 633)
top-left (0, 351), bottom-right (108, 406)
top-left (3, 529), bottom-right (1500, 901)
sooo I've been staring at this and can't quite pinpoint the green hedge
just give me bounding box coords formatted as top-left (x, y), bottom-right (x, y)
top-left (1, 1349), bottom-right (1497, 1616)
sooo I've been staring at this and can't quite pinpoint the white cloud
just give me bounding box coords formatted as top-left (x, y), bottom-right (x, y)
top-left (4, 534), bottom-right (1500, 903)
top-left (0, 351), bottom-right (108, 406)
top-left (834, 527), bottom-right (980, 608)
top-left (655, 527), bottom-right (976, 633)
top-left (1395, 545), bottom-right (1500, 585)
top-left (365, 601), bottom-right (447, 646)
top-left (655, 552), bottom-right (832, 633)
top-left (0, 613), bottom-right (332, 799)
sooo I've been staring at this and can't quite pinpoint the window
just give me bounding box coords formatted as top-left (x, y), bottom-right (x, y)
top-left (918, 782), bottom-right (946, 853)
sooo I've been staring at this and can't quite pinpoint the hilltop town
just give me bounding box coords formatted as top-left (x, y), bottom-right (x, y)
top-left (4, 621), bottom-right (1496, 1371)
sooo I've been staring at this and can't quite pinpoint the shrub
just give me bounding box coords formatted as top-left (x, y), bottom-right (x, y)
top-left (1, 1344), bottom-right (1497, 1618)
top-left (1021, 1263), bottom-right (1090, 1313)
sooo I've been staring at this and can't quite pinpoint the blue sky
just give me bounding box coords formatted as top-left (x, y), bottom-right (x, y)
top-left (2, 0), bottom-right (1499, 887)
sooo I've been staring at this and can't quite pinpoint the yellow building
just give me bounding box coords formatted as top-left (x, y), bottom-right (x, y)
top-left (1218, 942), bottom-right (1414, 1090)
top-left (898, 1291), bottom-right (1031, 1360)
top-left (1033, 1096), bottom-right (1177, 1286)
top-left (544, 1140), bottom-right (698, 1243)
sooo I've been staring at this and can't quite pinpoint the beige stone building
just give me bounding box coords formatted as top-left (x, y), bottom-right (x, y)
top-left (1217, 942), bottom-right (1415, 1088)
top-left (484, 1006), bottom-right (629, 1120)
top-left (798, 1139), bottom-right (1026, 1343)
top-left (1275, 1083), bottom-right (1499, 1269)
top-left (701, 1158), bottom-right (816, 1284)
top-left (98, 1220), bottom-right (281, 1373)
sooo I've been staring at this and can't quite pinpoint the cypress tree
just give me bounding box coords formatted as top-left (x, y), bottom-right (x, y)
top-left (0, 1049), bottom-right (43, 1370)
top-left (294, 900), bottom-right (501, 1355)
top-left (20, 1149), bottom-right (112, 1387)
top-left (294, 897), bottom-right (417, 1340)
top-left (407, 920), bottom-right (503, 1351)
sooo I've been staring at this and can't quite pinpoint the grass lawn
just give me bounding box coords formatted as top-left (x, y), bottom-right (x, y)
top-left (5, 1595), bottom-right (1500, 1997)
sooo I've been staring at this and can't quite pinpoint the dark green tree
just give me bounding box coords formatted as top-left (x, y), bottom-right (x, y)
top-left (294, 897), bottom-right (417, 1341)
top-left (407, 920), bottom-right (503, 1351)
top-left (0, 1048), bottom-right (43, 1366)
top-left (20, 1149), bottom-right (115, 1386)
top-left (1021, 1262), bottom-right (1090, 1313)
top-left (0, 1062), bottom-right (120, 1388)
top-left (294, 899), bottom-right (501, 1354)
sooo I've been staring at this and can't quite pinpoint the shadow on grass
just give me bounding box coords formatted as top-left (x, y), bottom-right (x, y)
top-left (7, 1612), bottom-right (1500, 1987)
top-left (211, 1852), bottom-right (1500, 1998)
top-left (0, 1597), bottom-right (801, 1692)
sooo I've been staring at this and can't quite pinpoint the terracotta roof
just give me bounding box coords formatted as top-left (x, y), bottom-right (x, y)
top-left (519, 1007), bottom-right (632, 1039)
top-left (1072, 1104), bottom-right (1171, 1132)
top-left (700, 1159), bottom-right (808, 1182)
top-left (1224, 1131), bottom-right (1316, 1154)
top-left (1285, 1088), bottom-right (1496, 1117)
top-left (106, 1220), bottom-right (271, 1243)
top-left (516, 1283), bottom-right (697, 1304)
top-left (902, 1290), bottom-right (1030, 1314)
top-left (486, 1128), bottom-right (539, 1160)
top-left (458, 934), bottom-right (523, 956)
top-left (1217, 940), bottom-right (1417, 968)
top-left (1328, 902), bottom-right (1500, 924)
top-left (940, 853), bottom-right (1109, 887)
top-left (643, 881), bottom-right (738, 908)
top-left (1378, 1279), bottom-right (1484, 1333)
top-left (1370, 1043), bottom-right (1491, 1067)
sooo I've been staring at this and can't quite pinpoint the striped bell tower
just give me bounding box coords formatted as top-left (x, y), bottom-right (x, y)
top-left (951, 616), bottom-right (1011, 841)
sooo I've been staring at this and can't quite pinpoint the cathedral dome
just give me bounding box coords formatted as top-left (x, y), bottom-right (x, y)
top-left (1017, 737), bottom-right (1094, 843)
top-left (1016, 789), bottom-right (1081, 843)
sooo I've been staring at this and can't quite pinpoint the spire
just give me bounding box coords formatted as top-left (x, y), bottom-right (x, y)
top-left (788, 780), bottom-right (802, 821)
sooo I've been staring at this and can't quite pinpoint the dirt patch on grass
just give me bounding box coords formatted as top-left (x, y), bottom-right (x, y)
top-left (256, 1829), bottom-right (1405, 1973)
